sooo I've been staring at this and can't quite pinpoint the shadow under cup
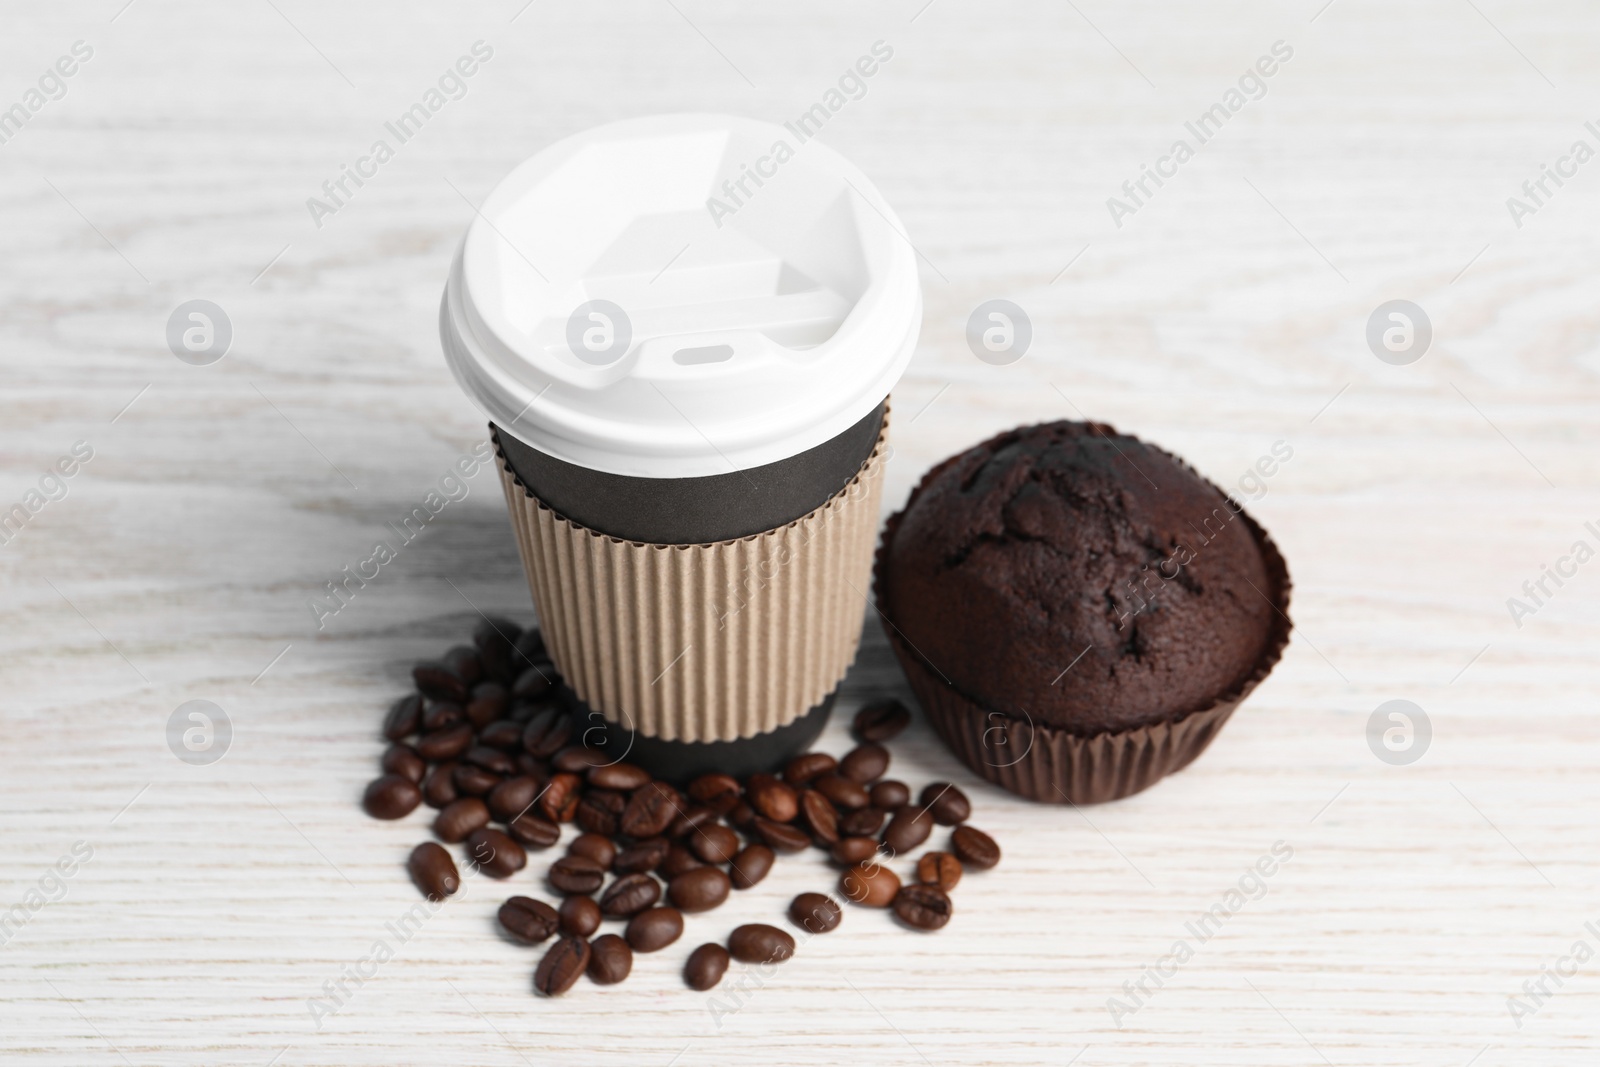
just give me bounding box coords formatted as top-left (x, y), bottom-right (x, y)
top-left (494, 402), bottom-right (886, 781)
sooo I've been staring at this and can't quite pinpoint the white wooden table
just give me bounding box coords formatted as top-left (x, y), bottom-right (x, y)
top-left (4, 1), bottom-right (1599, 1064)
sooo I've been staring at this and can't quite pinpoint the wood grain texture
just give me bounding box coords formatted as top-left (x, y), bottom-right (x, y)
top-left (3, 1), bottom-right (1599, 1064)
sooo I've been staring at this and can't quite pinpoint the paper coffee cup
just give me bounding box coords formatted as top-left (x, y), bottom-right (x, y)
top-left (440, 114), bottom-right (921, 778)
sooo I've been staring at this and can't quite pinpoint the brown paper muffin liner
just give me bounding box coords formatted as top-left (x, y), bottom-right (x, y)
top-left (873, 443), bottom-right (1292, 805)
top-left (493, 411), bottom-right (889, 745)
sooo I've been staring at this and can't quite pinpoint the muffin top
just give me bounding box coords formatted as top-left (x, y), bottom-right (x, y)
top-left (882, 421), bottom-right (1282, 735)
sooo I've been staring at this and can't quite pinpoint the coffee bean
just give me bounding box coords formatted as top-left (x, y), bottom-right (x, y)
top-left (621, 781), bottom-right (680, 838)
top-left (473, 615), bottom-right (522, 650)
top-left (422, 701), bottom-right (464, 732)
top-left (853, 699), bottom-right (911, 742)
top-left (512, 626), bottom-right (546, 663)
top-left (499, 896), bottom-right (559, 944)
top-left (727, 800), bottom-right (757, 829)
top-left (371, 624), bottom-right (1022, 992)
top-left (587, 761), bottom-right (649, 791)
top-left (813, 774), bottom-right (869, 811)
top-left (548, 855), bottom-right (607, 895)
top-left (466, 684), bottom-right (510, 729)
top-left (481, 646), bottom-right (516, 691)
top-left (728, 924), bottom-right (795, 964)
top-left (798, 789), bottom-right (838, 844)
top-left (600, 873), bottom-right (661, 917)
top-left (788, 892), bottom-right (842, 934)
top-left (575, 789), bottom-right (625, 836)
top-left (513, 665), bottom-right (556, 701)
top-left (893, 883), bottom-right (952, 930)
top-left (587, 933), bottom-right (632, 984)
top-left (688, 824), bottom-right (740, 865)
top-left (533, 936), bottom-right (590, 996)
top-left (476, 652), bottom-right (515, 694)
top-left (783, 751), bottom-right (837, 786)
top-left (487, 775), bottom-right (541, 823)
top-left (563, 832), bottom-right (612, 868)
top-left (684, 943), bottom-right (729, 990)
top-left (452, 760), bottom-right (500, 793)
top-left (383, 694), bottom-right (422, 740)
top-left (920, 782), bottom-right (971, 825)
top-left (376, 621), bottom-right (999, 995)
top-left (559, 894), bottom-right (601, 937)
top-left (513, 700), bottom-right (548, 726)
top-left (951, 825), bottom-right (1001, 870)
top-left (706, 795), bottom-right (745, 825)
top-left (467, 828), bottom-right (527, 879)
top-left (840, 861), bottom-right (899, 907)
top-left (465, 701), bottom-right (501, 733)
top-left (917, 851), bottom-right (963, 891)
top-left (830, 836), bottom-right (880, 866)
top-left (381, 743), bottom-right (426, 784)
top-left (552, 745), bottom-right (608, 773)
top-left (839, 743), bottom-right (889, 784)
top-left (667, 866), bottom-right (731, 912)
top-left (686, 772), bottom-right (740, 804)
top-left (413, 660), bottom-right (468, 703)
top-left (363, 775), bottom-right (422, 820)
top-left (505, 812), bottom-right (560, 850)
top-left (579, 738), bottom-right (632, 769)
top-left (728, 843), bottom-right (774, 889)
top-left (509, 624), bottom-right (542, 656)
top-left (746, 774), bottom-right (798, 823)
top-left (613, 838), bottom-right (670, 875)
top-left (659, 843), bottom-right (704, 879)
top-left (869, 780), bottom-right (910, 810)
top-left (467, 742), bottom-right (515, 777)
top-left (407, 842), bottom-right (459, 900)
top-left (538, 772), bottom-right (582, 823)
top-left (416, 722), bottom-right (474, 762)
top-left (433, 797), bottom-right (490, 843)
top-left (882, 806), bottom-right (934, 856)
top-left (464, 745), bottom-right (518, 777)
top-left (754, 817), bottom-right (811, 854)
top-left (451, 763), bottom-right (501, 797)
top-left (510, 639), bottom-right (552, 676)
top-left (668, 804), bottom-right (718, 839)
top-left (625, 906), bottom-right (684, 952)
top-left (477, 718), bottom-right (523, 751)
top-left (522, 707), bottom-right (572, 758)
top-left (525, 668), bottom-right (562, 703)
top-left (444, 645), bottom-right (483, 688)
top-left (839, 807), bottom-right (886, 836)
top-left (422, 761), bottom-right (460, 809)
top-left (475, 620), bottom-right (519, 685)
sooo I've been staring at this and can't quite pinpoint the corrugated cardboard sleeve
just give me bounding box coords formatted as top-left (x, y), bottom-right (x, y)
top-left (493, 414), bottom-right (889, 744)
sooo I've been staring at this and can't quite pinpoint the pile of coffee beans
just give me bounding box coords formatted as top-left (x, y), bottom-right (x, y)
top-left (363, 617), bottom-right (1001, 996)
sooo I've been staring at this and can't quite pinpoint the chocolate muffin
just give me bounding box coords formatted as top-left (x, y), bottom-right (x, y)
top-left (876, 420), bottom-right (1290, 803)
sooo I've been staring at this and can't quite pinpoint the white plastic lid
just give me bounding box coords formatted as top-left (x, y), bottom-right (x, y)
top-left (441, 114), bottom-right (921, 478)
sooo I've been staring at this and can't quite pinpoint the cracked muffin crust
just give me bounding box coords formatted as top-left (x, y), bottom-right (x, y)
top-left (881, 420), bottom-right (1280, 735)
